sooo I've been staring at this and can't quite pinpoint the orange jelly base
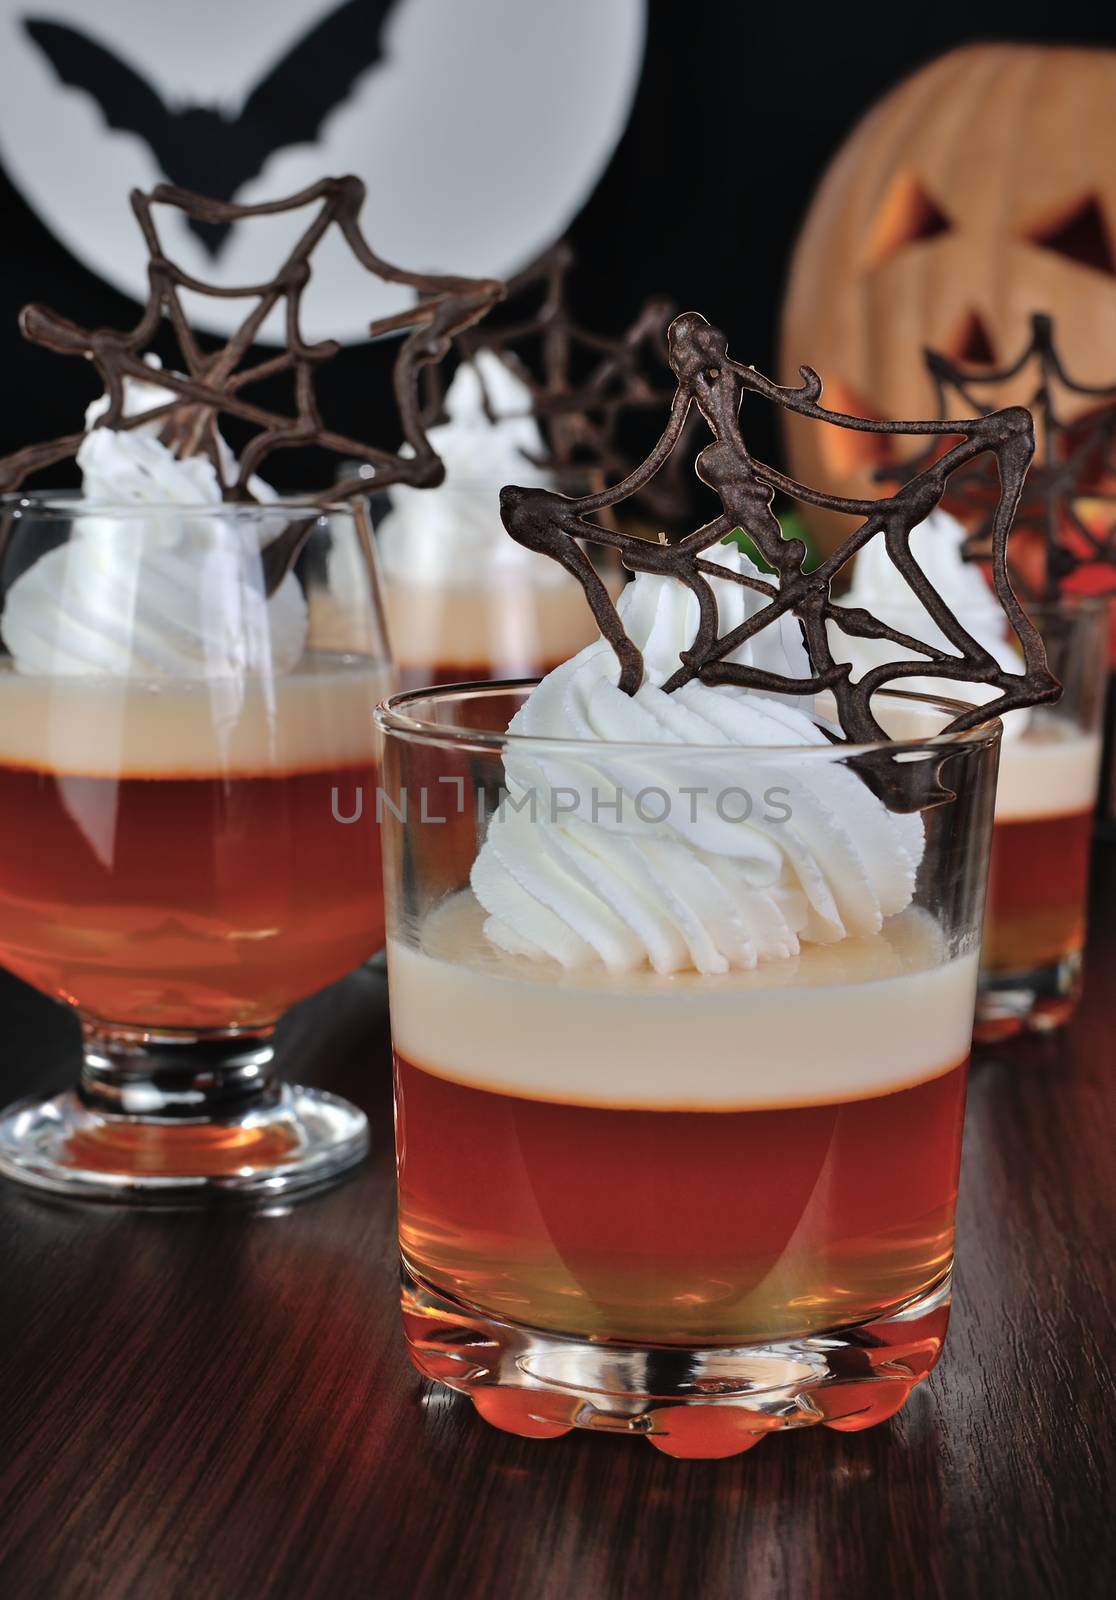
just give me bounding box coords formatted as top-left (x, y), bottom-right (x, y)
top-left (0, 759), bottom-right (384, 1030)
top-left (395, 1052), bottom-right (969, 1347)
top-left (982, 808), bottom-right (1093, 974)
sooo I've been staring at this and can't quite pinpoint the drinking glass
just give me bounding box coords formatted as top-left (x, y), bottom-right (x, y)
top-left (367, 477), bottom-right (624, 690)
top-left (377, 683), bottom-right (999, 1459)
top-left (0, 494), bottom-right (392, 1202)
top-left (976, 596), bottom-right (1108, 1041)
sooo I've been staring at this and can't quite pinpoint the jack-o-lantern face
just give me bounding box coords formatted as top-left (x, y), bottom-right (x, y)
top-left (780, 43), bottom-right (1116, 550)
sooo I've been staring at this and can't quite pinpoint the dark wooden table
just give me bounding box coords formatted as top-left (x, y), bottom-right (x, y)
top-left (1, 857), bottom-right (1114, 1600)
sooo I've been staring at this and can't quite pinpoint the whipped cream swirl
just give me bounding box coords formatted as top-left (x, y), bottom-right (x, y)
top-left (2, 367), bottom-right (308, 678)
top-left (471, 543), bottom-right (924, 975)
top-left (376, 349), bottom-right (566, 588)
top-left (829, 509), bottom-right (1027, 739)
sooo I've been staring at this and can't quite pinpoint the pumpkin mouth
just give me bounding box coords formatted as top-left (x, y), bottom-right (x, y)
top-left (863, 171), bottom-right (952, 268)
top-left (1025, 193), bottom-right (1116, 277)
top-left (818, 380), bottom-right (895, 478)
top-left (947, 311), bottom-right (997, 366)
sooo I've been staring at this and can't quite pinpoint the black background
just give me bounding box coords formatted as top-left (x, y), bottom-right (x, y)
top-left (0, 0), bottom-right (1114, 478)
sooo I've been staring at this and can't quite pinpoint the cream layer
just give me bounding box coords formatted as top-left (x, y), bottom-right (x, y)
top-left (994, 723), bottom-right (1101, 821)
top-left (388, 891), bottom-right (978, 1111)
top-left (384, 572), bottom-right (624, 670)
top-left (0, 652), bottom-right (388, 776)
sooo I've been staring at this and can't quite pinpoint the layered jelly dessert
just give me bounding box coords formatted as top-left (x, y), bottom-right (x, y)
top-left (376, 351), bottom-right (621, 687)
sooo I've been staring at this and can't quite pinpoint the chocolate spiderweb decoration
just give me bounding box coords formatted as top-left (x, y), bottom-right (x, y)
top-left (0, 175), bottom-right (504, 504)
top-left (893, 313), bottom-right (1116, 600)
top-left (501, 313), bottom-right (1059, 805)
top-left (427, 241), bottom-right (689, 511)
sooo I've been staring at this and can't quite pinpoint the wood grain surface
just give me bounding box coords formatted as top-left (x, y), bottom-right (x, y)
top-left (0, 857), bottom-right (1113, 1600)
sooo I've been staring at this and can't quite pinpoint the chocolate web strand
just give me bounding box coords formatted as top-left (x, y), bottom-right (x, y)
top-left (0, 175), bottom-right (504, 505)
top-left (891, 313), bottom-right (1116, 601)
top-left (500, 312), bottom-right (1059, 790)
top-left (427, 241), bottom-right (688, 510)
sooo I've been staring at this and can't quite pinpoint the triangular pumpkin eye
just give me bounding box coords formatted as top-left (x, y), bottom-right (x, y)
top-left (1026, 195), bottom-right (1116, 276)
top-left (949, 311), bottom-right (997, 365)
top-left (864, 173), bottom-right (952, 268)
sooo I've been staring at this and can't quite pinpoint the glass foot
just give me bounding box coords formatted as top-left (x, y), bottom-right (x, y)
top-left (974, 948), bottom-right (1083, 1044)
top-left (402, 1264), bottom-right (952, 1459)
top-left (0, 1084), bottom-right (368, 1204)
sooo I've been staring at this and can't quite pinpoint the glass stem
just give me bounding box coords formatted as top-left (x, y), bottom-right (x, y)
top-left (79, 1024), bottom-right (278, 1121)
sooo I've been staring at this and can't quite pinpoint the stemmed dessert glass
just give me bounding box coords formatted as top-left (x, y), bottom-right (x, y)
top-left (377, 681), bottom-right (1000, 1459)
top-left (0, 494), bottom-right (392, 1202)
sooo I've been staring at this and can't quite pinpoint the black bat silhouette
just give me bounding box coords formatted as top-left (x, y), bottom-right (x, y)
top-left (24, 0), bottom-right (404, 256)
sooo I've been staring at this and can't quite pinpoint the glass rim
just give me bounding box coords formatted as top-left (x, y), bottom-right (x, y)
top-left (375, 679), bottom-right (1004, 759)
top-left (0, 490), bottom-right (362, 520)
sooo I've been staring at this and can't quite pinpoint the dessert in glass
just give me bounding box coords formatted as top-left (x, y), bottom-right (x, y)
top-left (835, 511), bottom-right (1107, 1038)
top-left (0, 164), bottom-right (515, 1200)
top-left (373, 351), bottom-right (622, 688)
top-left (978, 597), bottom-right (1107, 1037)
top-left (0, 384), bottom-right (390, 1201)
top-left (378, 544), bottom-right (1001, 1457)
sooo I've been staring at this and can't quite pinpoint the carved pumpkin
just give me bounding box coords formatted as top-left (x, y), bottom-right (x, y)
top-left (780, 43), bottom-right (1116, 549)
